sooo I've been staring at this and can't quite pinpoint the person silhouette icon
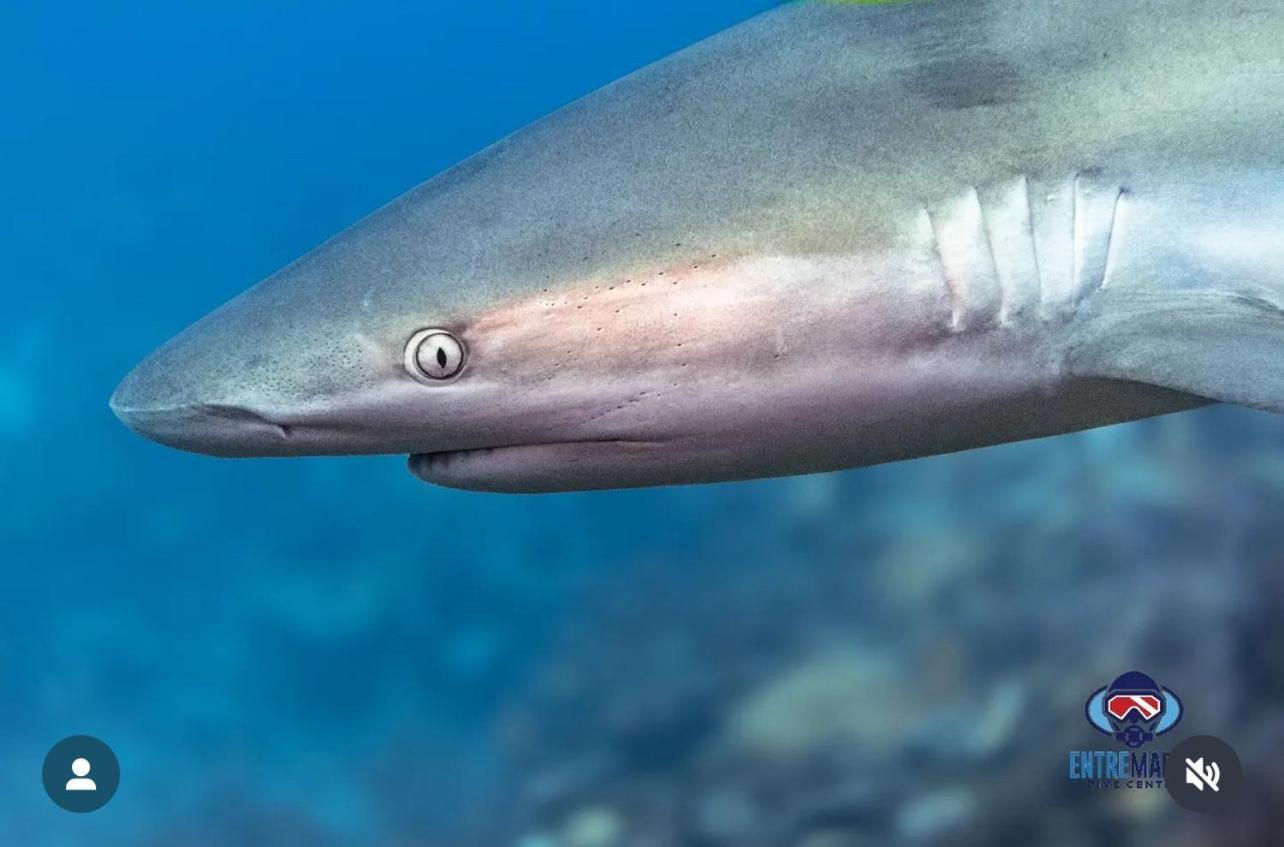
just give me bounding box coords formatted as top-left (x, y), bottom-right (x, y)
top-left (65, 758), bottom-right (97, 792)
top-left (43, 736), bottom-right (118, 811)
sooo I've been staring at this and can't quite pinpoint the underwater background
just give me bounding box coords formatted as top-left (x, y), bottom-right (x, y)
top-left (4, 1), bottom-right (1284, 844)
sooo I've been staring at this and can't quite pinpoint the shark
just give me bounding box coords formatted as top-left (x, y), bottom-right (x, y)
top-left (111, 0), bottom-right (1284, 492)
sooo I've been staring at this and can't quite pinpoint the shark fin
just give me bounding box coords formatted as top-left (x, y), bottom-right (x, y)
top-left (1068, 287), bottom-right (1284, 414)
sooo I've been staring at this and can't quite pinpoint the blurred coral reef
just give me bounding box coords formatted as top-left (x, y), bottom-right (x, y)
top-left (485, 410), bottom-right (1284, 847)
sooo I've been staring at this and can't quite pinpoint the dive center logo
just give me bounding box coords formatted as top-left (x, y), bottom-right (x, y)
top-left (1069, 671), bottom-right (1181, 790)
top-left (1085, 670), bottom-right (1182, 748)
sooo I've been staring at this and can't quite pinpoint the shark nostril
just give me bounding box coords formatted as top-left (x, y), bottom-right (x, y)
top-left (198, 403), bottom-right (269, 422)
top-left (198, 404), bottom-right (292, 438)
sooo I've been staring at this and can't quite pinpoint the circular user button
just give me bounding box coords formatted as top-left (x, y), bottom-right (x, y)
top-left (42, 735), bottom-right (120, 813)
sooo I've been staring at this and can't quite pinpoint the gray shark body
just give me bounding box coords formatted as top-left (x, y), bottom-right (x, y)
top-left (112, 0), bottom-right (1284, 492)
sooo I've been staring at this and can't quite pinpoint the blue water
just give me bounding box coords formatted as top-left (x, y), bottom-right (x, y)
top-left (4, 2), bottom-right (1282, 845)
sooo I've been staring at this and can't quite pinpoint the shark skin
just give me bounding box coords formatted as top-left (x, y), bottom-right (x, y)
top-left (111, 0), bottom-right (1284, 492)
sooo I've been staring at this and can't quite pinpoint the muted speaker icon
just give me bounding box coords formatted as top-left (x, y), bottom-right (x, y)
top-left (1167, 735), bottom-right (1241, 813)
top-left (1185, 757), bottom-right (1221, 792)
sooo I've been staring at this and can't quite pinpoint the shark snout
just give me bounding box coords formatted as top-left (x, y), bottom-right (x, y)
top-left (110, 335), bottom-right (440, 459)
top-left (109, 281), bottom-right (384, 456)
top-left (111, 401), bottom-right (295, 456)
top-left (110, 368), bottom-right (298, 457)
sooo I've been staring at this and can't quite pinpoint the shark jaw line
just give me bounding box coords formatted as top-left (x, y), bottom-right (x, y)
top-left (411, 436), bottom-right (666, 461)
top-left (406, 436), bottom-right (674, 493)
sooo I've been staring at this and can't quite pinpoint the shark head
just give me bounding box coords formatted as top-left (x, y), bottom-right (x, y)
top-left (111, 6), bottom-right (931, 493)
top-left (109, 194), bottom-right (856, 492)
top-left (112, 217), bottom-right (812, 493)
top-left (110, 116), bottom-right (888, 493)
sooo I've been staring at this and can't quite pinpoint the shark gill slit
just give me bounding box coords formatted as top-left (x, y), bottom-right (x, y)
top-left (975, 185), bottom-right (1009, 326)
top-left (1098, 188), bottom-right (1126, 291)
top-left (1019, 175), bottom-right (1044, 320)
top-left (1071, 173), bottom-right (1083, 301)
top-left (923, 207), bottom-right (962, 331)
top-left (1071, 176), bottom-right (1126, 305)
top-left (1029, 178), bottom-right (1053, 321)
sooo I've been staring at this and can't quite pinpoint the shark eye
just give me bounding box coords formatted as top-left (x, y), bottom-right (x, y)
top-left (405, 329), bottom-right (465, 382)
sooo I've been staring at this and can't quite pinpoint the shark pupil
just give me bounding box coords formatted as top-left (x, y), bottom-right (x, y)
top-left (436, 347), bottom-right (448, 367)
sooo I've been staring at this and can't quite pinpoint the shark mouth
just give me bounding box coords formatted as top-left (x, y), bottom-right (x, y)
top-left (408, 438), bottom-right (668, 493)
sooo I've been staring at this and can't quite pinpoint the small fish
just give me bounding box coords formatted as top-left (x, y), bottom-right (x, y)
top-left (111, 0), bottom-right (1284, 492)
